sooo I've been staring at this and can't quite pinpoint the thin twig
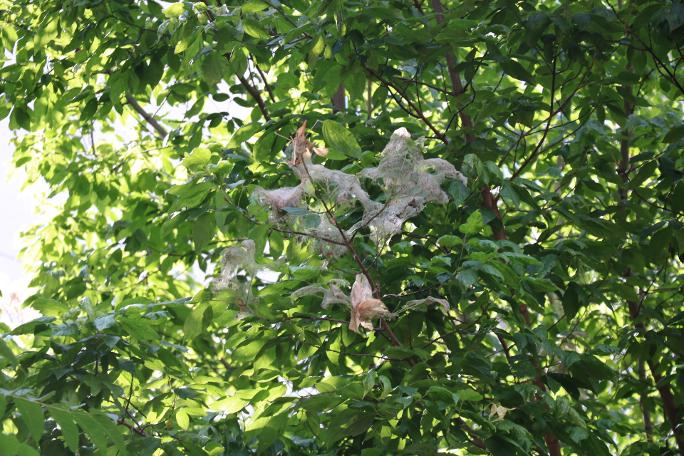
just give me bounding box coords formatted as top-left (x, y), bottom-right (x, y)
top-left (236, 73), bottom-right (272, 121)
top-left (250, 55), bottom-right (276, 102)
top-left (203, 10), bottom-right (272, 121)
top-left (362, 65), bottom-right (447, 142)
top-left (299, 158), bottom-right (403, 348)
top-left (269, 225), bottom-right (347, 246)
top-left (511, 54), bottom-right (557, 179)
top-left (428, 0), bottom-right (506, 240)
top-left (607, 1), bottom-right (684, 97)
top-left (125, 93), bottom-right (168, 138)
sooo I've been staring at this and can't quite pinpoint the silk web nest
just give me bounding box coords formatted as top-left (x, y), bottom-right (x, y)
top-left (214, 125), bottom-right (464, 332)
top-left (253, 125), bottom-right (466, 248)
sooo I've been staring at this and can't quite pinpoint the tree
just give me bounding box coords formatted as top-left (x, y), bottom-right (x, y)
top-left (1, 0), bottom-right (683, 454)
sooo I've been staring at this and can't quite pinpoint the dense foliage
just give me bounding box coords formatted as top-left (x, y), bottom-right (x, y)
top-left (1, 0), bottom-right (684, 454)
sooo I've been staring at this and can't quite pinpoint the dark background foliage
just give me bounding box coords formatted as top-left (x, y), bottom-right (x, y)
top-left (1, 0), bottom-right (683, 454)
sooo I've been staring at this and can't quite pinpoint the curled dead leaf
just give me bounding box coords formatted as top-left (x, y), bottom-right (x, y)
top-left (489, 403), bottom-right (512, 421)
top-left (290, 120), bottom-right (309, 165)
top-left (402, 296), bottom-right (450, 313)
top-left (313, 146), bottom-right (328, 157)
top-left (349, 274), bottom-right (390, 333)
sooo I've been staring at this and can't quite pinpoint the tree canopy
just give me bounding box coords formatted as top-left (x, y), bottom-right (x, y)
top-left (1, 0), bottom-right (684, 454)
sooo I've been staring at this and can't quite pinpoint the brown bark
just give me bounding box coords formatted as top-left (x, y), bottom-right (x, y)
top-left (629, 299), bottom-right (684, 454)
top-left (125, 93), bottom-right (168, 138)
top-left (619, 69), bottom-right (684, 453)
top-left (430, 0), bottom-right (506, 241)
top-left (236, 73), bottom-right (271, 122)
top-left (331, 85), bottom-right (346, 112)
top-left (430, 3), bottom-right (563, 454)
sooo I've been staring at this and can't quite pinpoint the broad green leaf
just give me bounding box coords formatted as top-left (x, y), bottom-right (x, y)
top-left (242, 19), bottom-right (269, 39)
top-left (437, 234), bottom-right (462, 249)
top-left (163, 2), bottom-right (185, 18)
top-left (183, 147), bottom-right (212, 169)
top-left (0, 433), bottom-right (39, 456)
top-left (184, 303), bottom-right (206, 339)
top-left (212, 396), bottom-right (249, 414)
top-left (456, 388), bottom-right (483, 402)
top-left (93, 412), bottom-right (125, 449)
top-left (321, 120), bottom-right (362, 159)
top-left (500, 59), bottom-right (534, 82)
top-left (176, 409), bottom-right (190, 430)
top-left (459, 210), bottom-right (485, 235)
top-left (562, 282), bottom-right (584, 319)
top-left (201, 54), bottom-right (224, 86)
top-left (192, 213), bottom-right (215, 250)
top-left (48, 406), bottom-right (79, 452)
top-left (14, 398), bottom-right (43, 442)
top-left (663, 124), bottom-right (684, 143)
top-left (94, 313), bottom-right (116, 331)
top-left (73, 412), bottom-right (108, 450)
top-left (241, 0), bottom-right (269, 13)
top-left (0, 339), bottom-right (16, 364)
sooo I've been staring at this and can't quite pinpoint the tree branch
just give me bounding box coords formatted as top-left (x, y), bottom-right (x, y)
top-left (428, 5), bottom-right (560, 453)
top-left (637, 359), bottom-right (654, 442)
top-left (511, 54), bottom-right (557, 179)
top-left (454, 418), bottom-right (486, 449)
top-left (203, 10), bottom-right (272, 122)
top-left (615, 32), bottom-right (684, 447)
top-left (268, 225), bottom-right (348, 246)
top-left (429, 0), bottom-right (505, 240)
top-left (607, 1), bottom-right (684, 97)
top-left (125, 93), bottom-right (168, 138)
top-left (331, 84), bottom-right (346, 112)
top-left (362, 65), bottom-right (447, 142)
top-left (299, 158), bottom-right (404, 348)
top-left (250, 55), bottom-right (276, 102)
top-left (236, 73), bottom-right (272, 121)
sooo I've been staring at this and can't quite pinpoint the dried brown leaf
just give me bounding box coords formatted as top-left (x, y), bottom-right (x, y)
top-left (349, 274), bottom-right (389, 333)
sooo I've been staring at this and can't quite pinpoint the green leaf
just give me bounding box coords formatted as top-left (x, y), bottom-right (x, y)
top-left (80, 98), bottom-right (98, 121)
top-left (212, 395), bottom-right (249, 414)
top-left (670, 181), bottom-right (684, 212)
top-left (92, 412), bottom-right (125, 449)
top-left (201, 53), bottom-right (224, 86)
top-left (163, 2), bottom-right (185, 18)
top-left (500, 59), bottom-right (534, 83)
top-left (11, 105), bottom-right (31, 130)
top-left (10, 316), bottom-right (54, 335)
top-left (562, 282), bottom-right (585, 319)
top-left (94, 313), bottom-right (116, 331)
top-left (321, 120), bottom-right (362, 159)
top-left (192, 213), bottom-right (215, 250)
top-left (311, 35), bottom-right (325, 57)
top-left (73, 412), bottom-right (108, 451)
top-left (0, 339), bottom-right (16, 365)
top-left (48, 406), bottom-right (80, 452)
top-left (242, 0), bottom-right (269, 13)
top-left (437, 234), bottom-right (462, 249)
top-left (459, 210), bottom-right (485, 235)
top-left (0, 433), bottom-right (39, 456)
top-left (120, 316), bottom-right (159, 341)
top-left (176, 409), bottom-right (190, 430)
top-left (456, 269), bottom-right (478, 287)
top-left (167, 181), bottom-right (214, 208)
top-left (242, 18), bottom-right (269, 39)
top-left (183, 147), bottom-right (212, 169)
top-left (663, 124), bottom-right (684, 143)
top-left (14, 398), bottom-right (44, 442)
top-left (426, 385), bottom-right (459, 404)
top-left (184, 303), bottom-right (206, 339)
top-left (456, 388), bottom-right (483, 402)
